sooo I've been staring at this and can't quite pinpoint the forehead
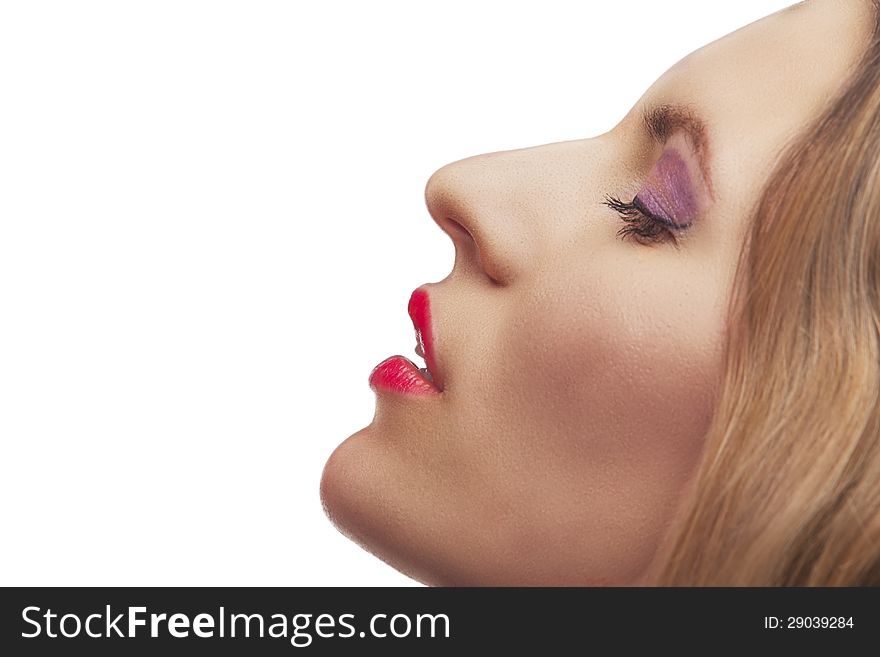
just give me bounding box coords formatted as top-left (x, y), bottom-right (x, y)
top-left (656, 0), bottom-right (870, 139)
top-left (624, 0), bottom-right (873, 237)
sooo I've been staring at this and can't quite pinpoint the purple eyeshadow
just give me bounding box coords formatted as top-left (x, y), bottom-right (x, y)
top-left (635, 149), bottom-right (697, 227)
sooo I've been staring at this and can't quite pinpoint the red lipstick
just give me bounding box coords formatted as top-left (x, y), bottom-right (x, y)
top-left (368, 286), bottom-right (442, 396)
top-left (369, 355), bottom-right (438, 396)
top-left (408, 287), bottom-right (441, 389)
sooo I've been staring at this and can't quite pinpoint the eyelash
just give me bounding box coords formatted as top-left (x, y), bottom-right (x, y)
top-left (602, 194), bottom-right (684, 248)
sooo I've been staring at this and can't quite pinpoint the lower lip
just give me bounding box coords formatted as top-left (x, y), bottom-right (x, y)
top-left (369, 355), bottom-right (439, 396)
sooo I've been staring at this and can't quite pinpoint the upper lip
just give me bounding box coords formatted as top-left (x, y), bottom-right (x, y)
top-left (408, 286), bottom-right (444, 392)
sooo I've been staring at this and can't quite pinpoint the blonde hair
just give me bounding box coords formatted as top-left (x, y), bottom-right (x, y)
top-left (652, 1), bottom-right (880, 585)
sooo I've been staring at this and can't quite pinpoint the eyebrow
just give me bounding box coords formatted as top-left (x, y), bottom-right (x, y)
top-left (641, 103), bottom-right (715, 199)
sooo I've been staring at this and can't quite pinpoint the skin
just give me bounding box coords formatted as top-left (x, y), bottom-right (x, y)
top-left (320, 0), bottom-right (874, 585)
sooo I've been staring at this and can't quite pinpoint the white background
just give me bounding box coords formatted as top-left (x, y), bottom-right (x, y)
top-left (0, 0), bottom-right (794, 585)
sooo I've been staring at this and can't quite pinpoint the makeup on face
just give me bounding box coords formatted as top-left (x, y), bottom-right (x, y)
top-left (635, 148), bottom-right (699, 228)
top-left (369, 355), bottom-right (439, 396)
top-left (367, 287), bottom-right (442, 397)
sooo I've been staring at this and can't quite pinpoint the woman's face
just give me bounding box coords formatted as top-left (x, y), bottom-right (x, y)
top-left (321, 0), bottom-right (873, 585)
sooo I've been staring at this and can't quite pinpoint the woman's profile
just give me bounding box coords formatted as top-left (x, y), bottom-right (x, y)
top-left (320, 0), bottom-right (880, 586)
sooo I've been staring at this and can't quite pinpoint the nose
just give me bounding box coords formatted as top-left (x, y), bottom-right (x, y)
top-left (423, 140), bottom-right (598, 286)
top-left (423, 152), bottom-right (532, 286)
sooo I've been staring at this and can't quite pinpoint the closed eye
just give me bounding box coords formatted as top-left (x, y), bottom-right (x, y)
top-left (603, 194), bottom-right (687, 249)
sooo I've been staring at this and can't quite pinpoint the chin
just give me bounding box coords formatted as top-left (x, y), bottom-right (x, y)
top-left (319, 421), bottom-right (652, 587)
top-left (320, 424), bottom-right (440, 586)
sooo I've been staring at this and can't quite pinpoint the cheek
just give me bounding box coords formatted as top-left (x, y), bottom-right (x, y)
top-left (496, 257), bottom-right (726, 471)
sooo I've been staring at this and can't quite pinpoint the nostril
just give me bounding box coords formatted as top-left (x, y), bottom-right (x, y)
top-left (437, 215), bottom-right (504, 286)
top-left (442, 216), bottom-right (473, 243)
top-left (442, 215), bottom-right (479, 255)
top-left (448, 219), bottom-right (503, 286)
